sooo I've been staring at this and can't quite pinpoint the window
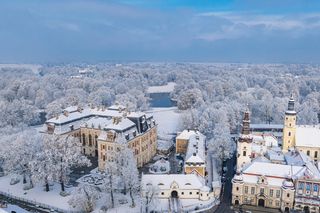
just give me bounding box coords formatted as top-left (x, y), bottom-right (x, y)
top-left (89, 134), bottom-right (92, 146)
top-left (95, 135), bottom-right (98, 147)
top-left (306, 183), bottom-right (311, 191)
top-left (243, 151), bottom-right (246, 156)
top-left (181, 192), bottom-right (184, 195)
top-left (307, 150), bottom-right (310, 156)
top-left (189, 192), bottom-right (192, 195)
top-left (275, 201), bottom-right (280, 207)
top-left (236, 187), bottom-right (239, 191)
top-left (161, 192), bottom-right (164, 195)
top-left (269, 189), bottom-right (274, 197)
top-left (314, 184), bottom-right (318, 192)
top-left (287, 193), bottom-right (290, 198)
top-left (269, 200), bottom-right (273, 205)
top-left (260, 188), bottom-right (264, 194)
top-left (276, 190), bottom-right (280, 198)
top-left (244, 186), bottom-right (248, 194)
top-left (196, 192), bottom-right (199, 195)
top-left (251, 187), bottom-right (255, 195)
top-left (82, 134), bottom-right (86, 146)
top-left (315, 151), bottom-right (318, 158)
top-left (288, 132), bottom-right (291, 136)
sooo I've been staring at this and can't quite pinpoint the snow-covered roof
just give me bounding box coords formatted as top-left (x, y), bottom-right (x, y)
top-left (266, 149), bottom-right (285, 162)
top-left (43, 105), bottom-right (155, 135)
top-left (252, 134), bottom-right (278, 147)
top-left (46, 107), bottom-right (122, 125)
top-left (108, 104), bottom-right (126, 111)
top-left (180, 130), bottom-right (206, 164)
top-left (63, 106), bottom-right (79, 113)
top-left (296, 125), bottom-right (320, 148)
top-left (252, 156), bottom-right (271, 163)
top-left (243, 162), bottom-right (304, 180)
top-left (105, 118), bottom-right (136, 132)
top-left (250, 124), bottom-right (283, 130)
top-left (147, 82), bottom-right (176, 93)
top-left (177, 130), bottom-right (200, 140)
top-left (141, 174), bottom-right (204, 190)
top-left (80, 116), bottom-right (112, 129)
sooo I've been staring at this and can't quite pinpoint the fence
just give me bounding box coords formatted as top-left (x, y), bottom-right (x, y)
top-left (0, 191), bottom-right (81, 213)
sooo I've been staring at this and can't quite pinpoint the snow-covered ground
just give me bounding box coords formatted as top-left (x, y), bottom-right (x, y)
top-left (147, 82), bottom-right (176, 93)
top-left (0, 175), bottom-right (75, 212)
top-left (147, 107), bottom-right (181, 136)
top-left (0, 204), bottom-right (29, 213)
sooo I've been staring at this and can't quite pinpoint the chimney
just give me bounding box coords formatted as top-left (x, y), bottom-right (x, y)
top-left (63, 111), bottom-right (69, 117)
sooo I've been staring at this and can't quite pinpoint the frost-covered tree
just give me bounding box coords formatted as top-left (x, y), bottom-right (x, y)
top-left (207, 123), bottom-right (234, 161)
top-left (68, 184), bottom-right (100, 213)
top-left (42, 134), bottom-right (91, 192)
top-left (103, 157), bottom-right (118, 208)
top-left (118, 146), bottom-right (140, 207)
top-left (141, 183), bottom-right (159, 213)
top-left (3, 130), bottom-right (42, 188)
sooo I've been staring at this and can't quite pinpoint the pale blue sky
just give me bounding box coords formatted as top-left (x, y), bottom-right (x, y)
top-left (1, 0), bottom-right (320, 63)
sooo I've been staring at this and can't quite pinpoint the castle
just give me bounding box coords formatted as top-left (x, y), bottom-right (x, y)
top-left (40, 104), bottom-right (157, 171)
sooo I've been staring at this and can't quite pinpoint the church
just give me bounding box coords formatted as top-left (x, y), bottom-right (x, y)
top-left (233, 96), bottom-right (320, 213)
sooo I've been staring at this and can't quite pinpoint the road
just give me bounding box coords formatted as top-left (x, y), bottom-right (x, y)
top-left (213, 154), bottom-right (236, 213)
top-left (0, 194), bottom-right (49, 213)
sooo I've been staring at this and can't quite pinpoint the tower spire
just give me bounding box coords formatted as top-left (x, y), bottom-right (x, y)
top-left (286, 94), bottom-right (296, 115)
top-left (239, 108), bottom-right (252, 143)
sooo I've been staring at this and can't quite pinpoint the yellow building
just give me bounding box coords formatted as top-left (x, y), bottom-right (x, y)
top-left (281, 96), bottom-right (320, 161)
top-left (295, 179), bottom-right (320, 213)
top-left (176, 130), bottom-right (206, 177)
top-left (41, 104), bottom-right (157, 172)
top-left (282, 95), bottom-right (297, 152)
top-left (232, 162), bottom-right (296, 212)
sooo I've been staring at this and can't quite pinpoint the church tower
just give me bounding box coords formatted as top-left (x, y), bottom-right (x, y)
top-left (282, 95), bottom-right (297, 152)
top-left (237, 109), bottom-right (253, 171)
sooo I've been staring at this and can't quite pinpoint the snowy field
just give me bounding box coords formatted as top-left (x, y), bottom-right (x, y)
top-left (0, 175), bottom-right (75, 212)
top-left (147, 107), bottom-right (181, 136)
top-left (147, 82), bottom-right (176, 93)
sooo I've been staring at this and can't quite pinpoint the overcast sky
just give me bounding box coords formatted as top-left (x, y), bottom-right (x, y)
top-left (1, 0), bottom-right (320, 63)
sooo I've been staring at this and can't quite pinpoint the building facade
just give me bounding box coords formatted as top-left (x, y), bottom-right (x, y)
top-left (41, 104), bottom-right (157, 171)
top-left (176, 130), bottom-right (206, 177)
top-left (233, 97), bottom-right (320, 212)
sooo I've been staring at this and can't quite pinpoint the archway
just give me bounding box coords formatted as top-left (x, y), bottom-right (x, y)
top-left (235, 200), bottom-right (239, 205)
top-left (285, 207), bottom-right (289, 212)
top-left (258, 199), bottom-right (265, 207)
top-left (171, 190), bottom-right (178, 198)
top-left (304, 206), bottom-right (310, 213)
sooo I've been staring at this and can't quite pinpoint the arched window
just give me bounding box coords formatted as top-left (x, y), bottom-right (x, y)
top-left (89, 134), bottom-right (92, 146)
top-left (243, 151), bottom-right (246, 156)
top-left (288, 132), bottom-right (291, 136)
top-left (82, 134), bottom-right (86, 146)
top-left (315, 151), bottom-right (318, 158)
top-left (95, 135), bottom-right (98, 147)
top-left (307, 150), bottom-right (310, 156)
